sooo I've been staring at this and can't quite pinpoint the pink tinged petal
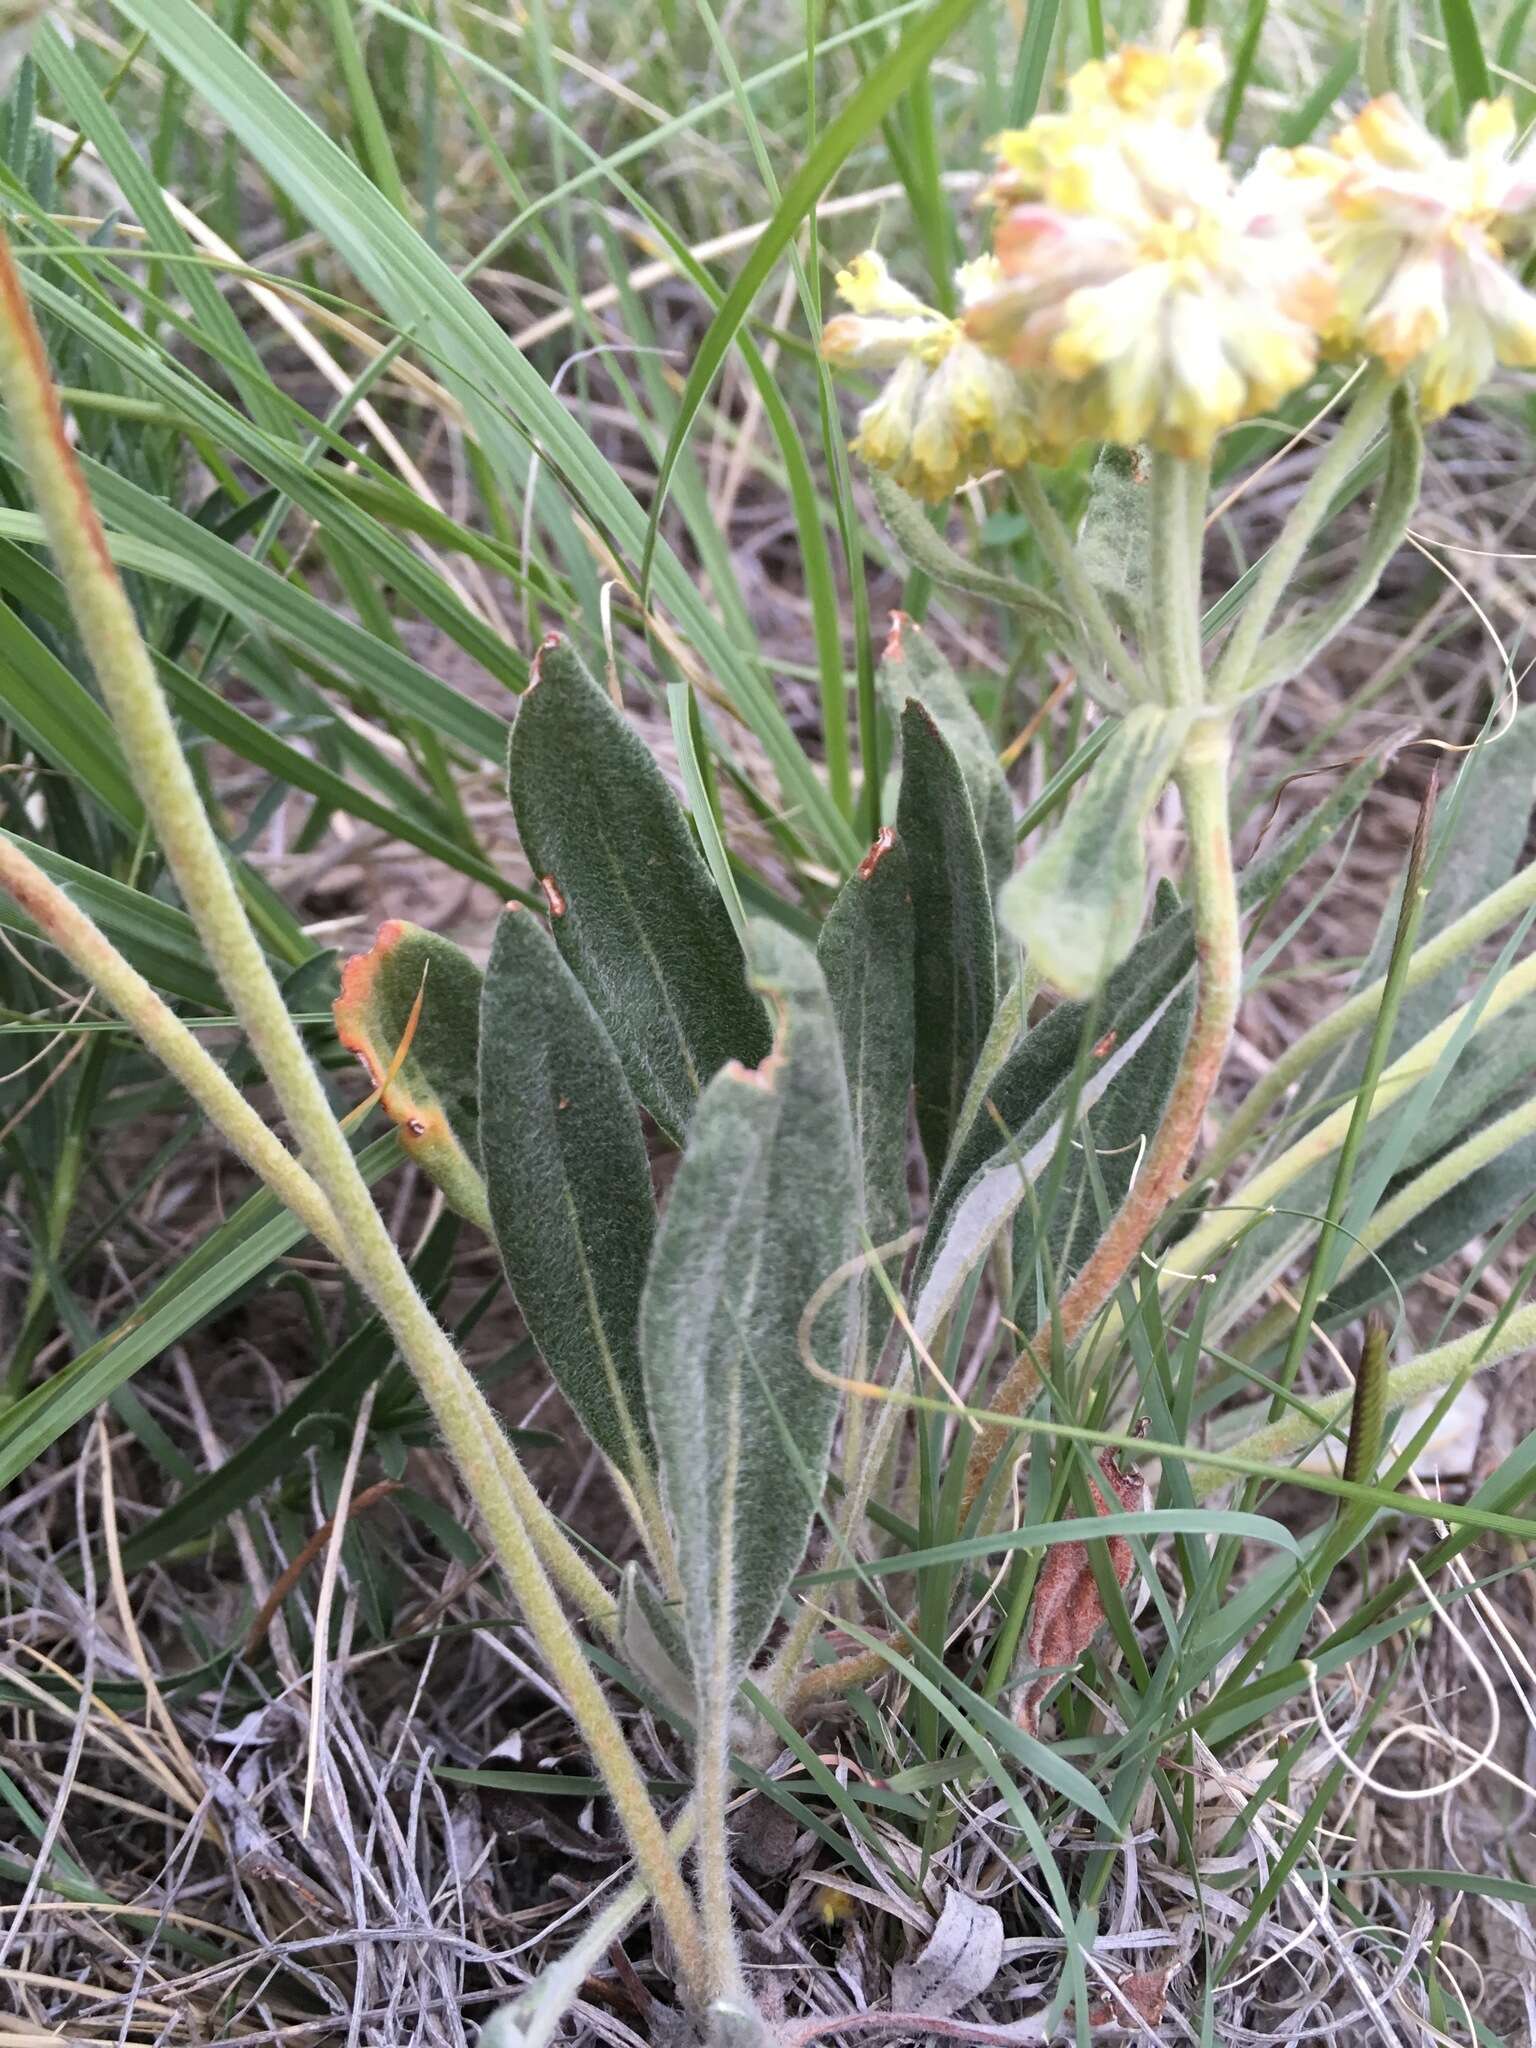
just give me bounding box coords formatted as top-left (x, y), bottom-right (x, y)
top-left (1467, 244), bottom-right (1536, 366)
top-left (1361, 248), bottom-right (1451, 370)
top-left (822, 311), bottom-right (945, 368)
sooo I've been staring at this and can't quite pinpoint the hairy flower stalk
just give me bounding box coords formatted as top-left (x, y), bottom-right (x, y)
top-left (0, 228), bottom-right (709, 1995)
top-left (816, 36), bottom-right (1536, 1533)
top-left (961, 715), bottom-right (1241, 1514)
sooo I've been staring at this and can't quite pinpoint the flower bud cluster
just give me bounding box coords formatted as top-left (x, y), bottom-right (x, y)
top-left (822, 35), bottom-right (1536, 497)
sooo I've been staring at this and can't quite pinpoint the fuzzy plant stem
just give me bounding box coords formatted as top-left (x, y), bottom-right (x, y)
top-left (1205, 851), bottom-right (1536, 1177)
top-left (1148, 451), bottom-right (1207, 708)
top-left (1209, 364), bottom-right (1393, 702)
top-left (0, 230), bottom-right (708, 1994)
top-left (961, 714), bottom-right (1241, 1514)
top-left (1191, 1300), bottom-right (1536, 1498)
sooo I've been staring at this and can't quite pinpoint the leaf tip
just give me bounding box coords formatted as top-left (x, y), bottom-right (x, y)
top-left (528, 632), bottom-right (566, 689)
top-left (857, 824), bottom-right (898, 880)
top-left (334, 919), bottom-right (414, 1084)
top-left (539, 874), bottom-right (567, 918)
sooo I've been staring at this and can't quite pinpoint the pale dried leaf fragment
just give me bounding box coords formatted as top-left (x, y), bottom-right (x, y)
top-left (1018, 1443), bottom-right (1150, 1735)
top-left (891, 1888), bottom-right (1005, 2018)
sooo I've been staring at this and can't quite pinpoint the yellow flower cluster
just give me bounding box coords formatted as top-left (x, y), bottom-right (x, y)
top-left (820, 253), bottom-right (1033, 501)
top-left (1291, 95), bottom-right (1536, 418)
top-left (821, 36), bottom-right (1536, 493)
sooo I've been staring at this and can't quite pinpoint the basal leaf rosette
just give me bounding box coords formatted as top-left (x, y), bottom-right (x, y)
top-left (963, 37), bottom-right (1333, 458)
top-left (1290, 95), bottom-right (1536, 418)
top-left (819, 251), bottom-right (1036, 501)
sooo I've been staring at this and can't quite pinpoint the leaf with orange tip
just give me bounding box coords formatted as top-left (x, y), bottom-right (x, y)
top-left (1017, 1443), bottom-right (1150, 1736)
top-left (334, 920), bottom-right (488, 1230)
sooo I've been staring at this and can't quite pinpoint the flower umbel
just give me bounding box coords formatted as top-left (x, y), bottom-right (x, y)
top-left (820, 252), bottom-right (1034, 500)
top-left (1294, 95), bottom-right (1536, 417)
top-left (964, 35), bottom-right (1333, 458)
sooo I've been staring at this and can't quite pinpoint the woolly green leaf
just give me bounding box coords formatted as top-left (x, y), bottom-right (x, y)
top-left (914, 887), bottom-right (1189, 1335)
top-left (334, 921), bottom-right (488, 1230)
top-left (868, 470), bottom-right (1073, 637)
top-left (818, 825), bottom-right (915, 1364)
top-left (898, 700), bottom-right (997, 1183)
top-left (880, 612), bottom-right (1014, 900)
top-left (913, 756), bottom-right (1391, 1331)
top-left (1077, 443), bottom-right (1150, 639)
top-left (640, 922), bottom-right (856, 1679)
top-left (479, 908), bottom-right (656, 1480)
top-left (998, 704), bottom-right (1191, 999)
top-left (508, 636), bottom-right (770, 1143)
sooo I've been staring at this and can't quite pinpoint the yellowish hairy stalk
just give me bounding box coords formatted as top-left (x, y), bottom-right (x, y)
top-left (1204, 852), bottom-right (1536, 1178)
top-left (1191, 1299), bottom-right (1536, 1496)
top-left (0, 228), bottom-right (706, 1994)
top-left (1170, 944), bottom-right (1536, 1289)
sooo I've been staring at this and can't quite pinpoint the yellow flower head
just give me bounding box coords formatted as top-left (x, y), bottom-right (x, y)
top-left (982, 32), bottom-right (1227, 211)
top-left (1292, 95), bottom-right (1536, 416)
top-left (821, 253), bottom-right (1035, 500)
top-left (963, 40), bottom-right (1333, 458)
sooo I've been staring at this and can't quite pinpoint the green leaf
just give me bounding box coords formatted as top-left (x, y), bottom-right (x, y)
top-left (817, 825), bottom-right (915, 1362)
top-left (998, 705), bottom-right (1192, 999)
top-left (507, 635), bottom-right (769, 1142)
top-left (479, 907), bottom-right (656, 1481)
top-left (639, 921), bottom-right (856, 1677)
top-left (1241, 390), bottom-right (1423, 700)
top-left (334, 921), bottom-right (488, 1230)
top-left (898, 699), bottom-right (997, 1183)
top-left (1325, 1116), bottom-right (1536, 1327)
top-left (913, 753), bottom-right (1389, 1327)
top-left (111, 0), bottom-right (856, 865)
top-left (868, 471), bottom-right (1073, 639)
top-left (880, 612), bottom-right (1014, 900)
top-left (1438, 0), bottom-right (1492, 114)
top-left (1076, 443), bottom-right (1150, 640)
top-left (914, 889), bottom-right (1191, 1338)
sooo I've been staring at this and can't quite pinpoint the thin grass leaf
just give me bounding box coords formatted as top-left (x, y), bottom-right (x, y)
top-left (1438, 0), bottom-right (1493, 114)
top-left (642, 0), bottom-right (985, 591)
top-left (0, 1135), bottom-right (402, 1490)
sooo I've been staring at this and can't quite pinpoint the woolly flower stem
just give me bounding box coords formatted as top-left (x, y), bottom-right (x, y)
top-left (961, 714), bottom-right (1241, 1514)
top-left (0, 228), bottom-right (706, 1995)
